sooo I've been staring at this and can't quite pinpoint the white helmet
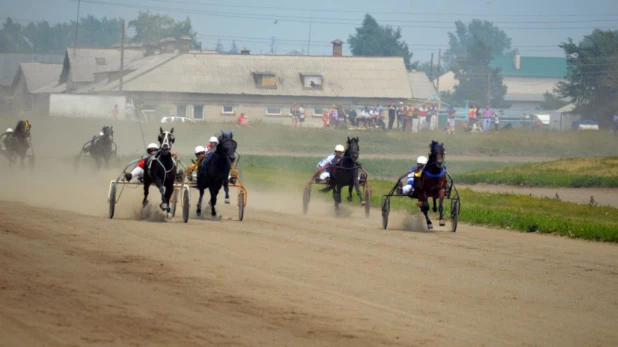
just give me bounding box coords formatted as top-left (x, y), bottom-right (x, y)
top-left (99, 131), bottom-right (104, 136)
top-left (195, 145), bottom-right (205, 154)
top-left (147, 142), bottom-right (159, 150)
top-left (417, 156), bottom-right (428, 165)
top-left (209, 136), bottom-right (219, 144)
top-left (6, 128), bottom-right (13, 133)
top-left (334, 144), bottom-right (345, 152)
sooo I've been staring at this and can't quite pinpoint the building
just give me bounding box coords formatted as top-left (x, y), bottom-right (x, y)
top-left (438, 54), bottom-right (568, 110)
top-left (11, 62), bottom-right (63, 114)
top-left (407, 71), bottom-right (440, 104)
top-left (73, 39), bottom-right (414, 126)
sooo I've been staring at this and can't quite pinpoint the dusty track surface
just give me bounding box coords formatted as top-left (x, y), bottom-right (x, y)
top-left (2, 157), bottom-right (618, 346)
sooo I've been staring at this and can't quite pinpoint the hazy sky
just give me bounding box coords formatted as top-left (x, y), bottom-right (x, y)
top-left (1, 0), bottom-right (617, 62)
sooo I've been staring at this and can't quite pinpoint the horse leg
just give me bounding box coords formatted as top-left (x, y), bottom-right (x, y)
top-left (209, 185), bottom-right (218, 218)
top-left (142, 181), bottom-right (150, 207)
top-left (421, 201), bottom-right (433, 229)
top-left (333, 185), bottom-right (342, 211)
top-left (154, 177), bottom-right (167, 211)
top-left (196, 188), bottom-right (204, 216)
top-left (347, 184), bottom-right (353, 202)
top-left (438, 187), bottom-right (446, 226)
top-left (354, 178), bottom-right (364, 205)
top-left (163, 181), bottom-right (174, 213)
top-left (432, 197), bottom-right (437, 213)
top-left (224, 176), bottom-right (230, 204)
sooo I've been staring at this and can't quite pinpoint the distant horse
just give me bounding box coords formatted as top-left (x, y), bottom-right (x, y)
top-left (80, 125), bottom-right (116, 169)
top-left (196, 131), bottom-right (237, 218)
top-left (415, 140), bottom-right (447, 229)
top-left (3, 120), bottom-right (32, 168)
top-left (321, 136), bottom-right (365, 212)
top-left (143, 127), bottom-right (177, 214)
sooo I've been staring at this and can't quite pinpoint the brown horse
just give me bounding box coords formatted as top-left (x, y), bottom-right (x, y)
top-left (415, 140), bottom-right (447, 229)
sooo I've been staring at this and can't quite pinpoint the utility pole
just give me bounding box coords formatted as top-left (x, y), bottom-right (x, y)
top-left (487, 71), bottom-right (491, 107)
top-left (73, 0), bottom-right (81, 58)
top-left (119, 19), bottom-right (125, 92)
top-left (307, 15), bottom-right (312, 55)
top-left (436, 49), bottom-right (441, 94)
top-left (429, 53), bottom-right (434, 81)
top-left (270, 36), bottom-right (275, 55)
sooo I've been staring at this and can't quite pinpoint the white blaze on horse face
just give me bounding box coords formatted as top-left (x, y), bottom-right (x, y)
top-left (161, 132), bottom-right (172, 150)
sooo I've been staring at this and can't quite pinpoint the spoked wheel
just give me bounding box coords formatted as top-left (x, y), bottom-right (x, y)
top-left (302, 185), bottom-right (311, 215)
top-left (450, 198), bottom-right (460, 232)
top-left (363, 188), bottom-right (371, 218)
top-left (381, 195), bottom-right (390, 230)
top-left (238, 190), bottom-right (245, 221)
top-left (108, 183), bottom-right (117, 219)
top-left (170, 189), bottom-right (179, 218)
top-left (182, 187), bottom-right (190, 223)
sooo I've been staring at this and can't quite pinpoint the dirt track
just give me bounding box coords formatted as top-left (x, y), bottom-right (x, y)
top-left (1, 156), bottom-right (618, 346)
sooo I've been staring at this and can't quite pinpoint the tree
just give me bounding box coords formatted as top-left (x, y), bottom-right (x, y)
top-left (417, 61), bottom-right (446, 81)
top-left (556, 29), bottom-right (618, 125)
top-left (0, 18), bottom-right (30, 52)
top-left (347, 14), bottom-right (417, 70)
top-left (129, 11), bottom-right (201, 49)
top-left (444, 19), bottom-right (514, 69)
top-left (215, 39), bottom-right (224, 53)
top-left (539, 92), bottom-right (569, 110)
top-left (227, 40), bottom-right (239, 54)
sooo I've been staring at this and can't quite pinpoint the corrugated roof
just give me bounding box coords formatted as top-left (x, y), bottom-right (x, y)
top-left (490, 55), bottom-right (567, 78)
top-left (13, 62), bottom-right (63, 93)
top-left (63, 48), bottom-right (145, 83)
top-left (0, 53), bottom-right (63, 80)
top-left (31, 81), bottom-right (67, 94)
top-left (96, 54), bottom-right (412, 99)
top-left (407, 71), bottom-right (439, 101)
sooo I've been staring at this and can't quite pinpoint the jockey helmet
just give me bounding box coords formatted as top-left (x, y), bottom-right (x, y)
top-left (195, 145), bottom-right (205, 154)
top-left (416, 156), bottom-right (428, 165)
top-left (99, 131), bottom-right (104, 136)
top-left (334, 144), bottom-right (345, 152)
top-left (147, 143), bottom-right (159, 150)
top-left (6, 128), bottom-right (13, 133)
top-left (209, 136), bottom-right (219, 144)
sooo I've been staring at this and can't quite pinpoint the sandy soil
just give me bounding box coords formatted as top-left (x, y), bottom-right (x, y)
top-left (1, 116), bottom-right (617, 346)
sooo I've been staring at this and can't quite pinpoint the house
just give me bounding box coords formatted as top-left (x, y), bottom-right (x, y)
top-left (438, 54), bottom-right (568, 110)
top-left (74, 39), bottom-right (413, 126)
top-left (407, 71), bottom-right (440, 104)
top-left (11, 62), bottom-right (63, 114)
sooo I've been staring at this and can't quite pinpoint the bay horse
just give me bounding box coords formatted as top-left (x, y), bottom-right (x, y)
top-left (321, 136), bottom-right (365, 212)
top-left (83, 125), bottom-right (115, 169)
top-left (196, 131), bottom-right (237, 218)
top-left (415, 140), bottom-right (447, 229)
top-left (143, 127), bottom-right (177, 214)
top-left (3, 120), bottom-right (31, 168)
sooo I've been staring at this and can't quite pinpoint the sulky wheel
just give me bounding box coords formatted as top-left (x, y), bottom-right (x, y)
top-left (381, 196), bottom-right (390, 230)
top-left (238, 190), bottom-right (245, 221)
top-left (450, 198), bottom-right (460, 232)
top-left (364, 188), bottom-right (371, 218)
top-left (182, 187), bottom-right (190, 223)
top-left (108, 183), bottom-right (117, 219)
top-left (302, 185), bottom-right (311, 215)
top-left (170, 189), bottom-right (179, 218)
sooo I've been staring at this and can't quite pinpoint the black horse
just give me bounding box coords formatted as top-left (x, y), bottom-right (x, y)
top-left (321, 136), bottom-right (365, 212)
top-left (196, 131), bottom-right (237, 218)
top-left (80, 125), bottom-right (116, 169)
top-left (143, 127), bottom-right (177, 214)
top-left (2, 120), bottom-right (32, 168)
top-left (415, 141), bottom-right (447, 229)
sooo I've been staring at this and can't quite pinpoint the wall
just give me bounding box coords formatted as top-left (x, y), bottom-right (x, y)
top-left (50, 94), bottom-right (126, 119)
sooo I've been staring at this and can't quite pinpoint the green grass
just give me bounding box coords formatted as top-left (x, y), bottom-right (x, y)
top-left (458, 156), bottom-right (618, 188)
top-left (241, 167), bottom-right (618, 243)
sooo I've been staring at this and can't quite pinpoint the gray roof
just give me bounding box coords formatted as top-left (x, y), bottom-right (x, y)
top-left (62, 48), bottom-right (145, 84)
top-left (32, 81), bottom-right (67, 94)
top-left (407, 71), bottom-right (439, 101)
top-left (86, 54), bottom-right (412, 99)
top-left (0, 53), bottom-right (63, 81)
top-left (13, 62), bottom-right (63, 93)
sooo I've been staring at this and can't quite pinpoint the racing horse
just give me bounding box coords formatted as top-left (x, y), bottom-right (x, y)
top-left (196, 131), bottom-right (237, 218)
top-left (143, 127), bottom-right (177, 214)
top-left (3, 120), bottom-right (32, 168)
top-left (415, 140), bottom-right (447, 229)
top-left (321, 136), bottom-right (365, 212)
top-left (79, 125), bottom-right (116, 169)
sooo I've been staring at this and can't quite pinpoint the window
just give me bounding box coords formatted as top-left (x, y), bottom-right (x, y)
top-left (176, 105), bottom-right (186, 118)
top-left (300, 74), bottom-right (323, 89)
top-left (222, 105), bottom-right (234, 114)
top-left (252, 72), bottom-right (277, 89)
top-left (265, 107), bottom-right (282, 116)
top-left (193, 105), bottom-right (204, 120)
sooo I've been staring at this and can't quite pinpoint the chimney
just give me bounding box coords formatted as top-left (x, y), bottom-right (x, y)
top-left (240, 47), bottom-right (250, 55)
top-left (177, 36), bottom-right (191, 53)
top-left (145, 42), bottom-right (156, 56)
top-left (159, 38), bottom-right (176, 54)
top-left (331, 39), bottom-right (343, 57)
top-left (514, 53), bottom-right (521, 70)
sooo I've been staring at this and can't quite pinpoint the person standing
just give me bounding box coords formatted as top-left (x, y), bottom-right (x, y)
top-left (388, 103), bottom-right (396, 130)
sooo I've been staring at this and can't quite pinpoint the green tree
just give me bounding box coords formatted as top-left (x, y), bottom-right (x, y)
top-left (539, 92), bottom-right (569, 110)
top-left (0, 18), bottom-right (31, 52)
top-left (129, 11), bottom-right (201, 49)
top-left (556, 29), bottom-right (618, 125)
top-left (215, 39), bottom-right (224, 53)
top-left (417, 61), bottom-right (446, 81)
top-left (444, 19), bottom-right (514, 69)
top-left (347, 14), bottom-right (417, 70)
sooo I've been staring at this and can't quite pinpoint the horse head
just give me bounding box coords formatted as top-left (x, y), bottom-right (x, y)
top-left (158, 127), bottom-right (175, 154)
top-left (428, 140), bottom-right (445, 167)
top-left (346, 136), bottom-right (360, 164)
top-left (218, 130), bottom-right (237, 164)
top-left (15, 120), bottom-right (31, 137)
top-left (101, 125), bottom-right (113, 141)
